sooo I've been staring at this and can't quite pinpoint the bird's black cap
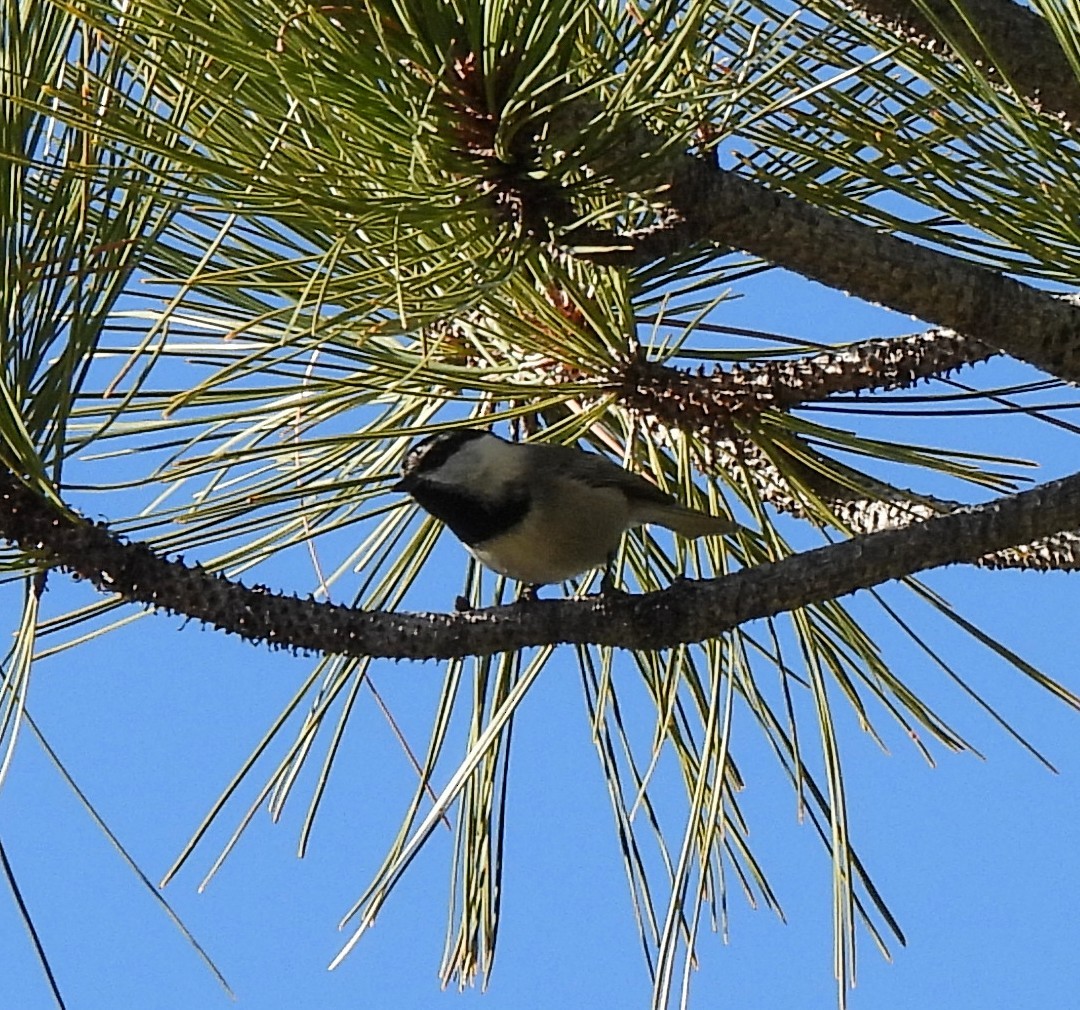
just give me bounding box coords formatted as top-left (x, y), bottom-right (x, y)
top-left (393, 427), bottom-right (528, 545)
top-left (394, 427), bottom-right (490, 490)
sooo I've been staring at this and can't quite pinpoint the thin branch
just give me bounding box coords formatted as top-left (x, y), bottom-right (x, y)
top-left (618, 332), bottom-right (1078, 572)
top-left (576, 158), bottom-right (1080, 383)
top-left (618, 328), bottom-right (994, 437)
top-left (3, 467), bottom-right (1079, 660)
top-left (838, 0), bottom-right (1080, 129)
top-left (711, 435), bottom-right (1080, 572)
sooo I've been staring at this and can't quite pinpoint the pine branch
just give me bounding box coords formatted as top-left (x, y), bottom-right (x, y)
top-left (575, 158), bottom-right (1080, 382)
top-left (617, 328), bottom-right (994, 436)
top-left (618, 331), bottom-right (1078, 572)
top-left (3, 466), bottom-right (1079, 661)
top-left (838, 0), bottom-right (1080, 129)
top-left (713, 436), bottom-right (1080, 572)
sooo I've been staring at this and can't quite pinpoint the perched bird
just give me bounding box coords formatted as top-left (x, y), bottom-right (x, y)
top-left (394, 428), bottom-right (736, 596)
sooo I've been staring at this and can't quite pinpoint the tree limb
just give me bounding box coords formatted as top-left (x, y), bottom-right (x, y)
top-left (3, 466), bottom-right (1078, 661)
top-left (617, 328), bottom-right (994, 436)
top-left (709, 433), bottom-right (1080, 572)
top-left (838, 0), bottom-right (1080, 129)
top-left (576, 158), bottom-right (1080, 383)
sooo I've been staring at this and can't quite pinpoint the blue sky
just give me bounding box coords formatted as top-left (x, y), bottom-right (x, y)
top-left (3, 267), bottom-right (1080, 1010)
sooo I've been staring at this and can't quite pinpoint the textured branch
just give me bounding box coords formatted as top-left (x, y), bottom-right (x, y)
top-left (620, 328), bottom-right (1079, 571)
top-left (578, 158), bottom-right (1080, 383)
top-left (840, 0), bottom-right (1080, 129)
top-left (618, 328), bottom-right (994, 437)
top-left (711, 435), bottom-right (1080, 572)
top-left (3, 466), bottom-right (1078, 661)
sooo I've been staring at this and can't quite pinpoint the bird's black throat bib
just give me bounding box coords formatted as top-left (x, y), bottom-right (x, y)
top-left (406, 480), bottom-right (530, 547)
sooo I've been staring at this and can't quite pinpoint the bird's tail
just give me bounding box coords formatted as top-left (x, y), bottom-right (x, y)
top-left (645, 503), bottom-right (738, 538)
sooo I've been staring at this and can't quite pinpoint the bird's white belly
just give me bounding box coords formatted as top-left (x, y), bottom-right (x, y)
top-left (471, 482), bottom-right (630, 584)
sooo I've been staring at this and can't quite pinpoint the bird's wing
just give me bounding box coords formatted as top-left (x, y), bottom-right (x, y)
top-left (535, 442), bottom-right (677, 506)
top-left (533, 442), bottom-right (734, 536)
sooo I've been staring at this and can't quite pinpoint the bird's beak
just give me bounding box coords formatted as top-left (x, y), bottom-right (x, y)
top-left (393, 474), bottom-right (414, 493)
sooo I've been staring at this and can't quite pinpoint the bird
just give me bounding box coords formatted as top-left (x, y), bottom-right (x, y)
top-left (394, 427), bottom-right (736, 597)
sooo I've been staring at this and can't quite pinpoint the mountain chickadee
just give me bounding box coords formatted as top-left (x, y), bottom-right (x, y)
top-left (394, 428), bottom-right (736, 595)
